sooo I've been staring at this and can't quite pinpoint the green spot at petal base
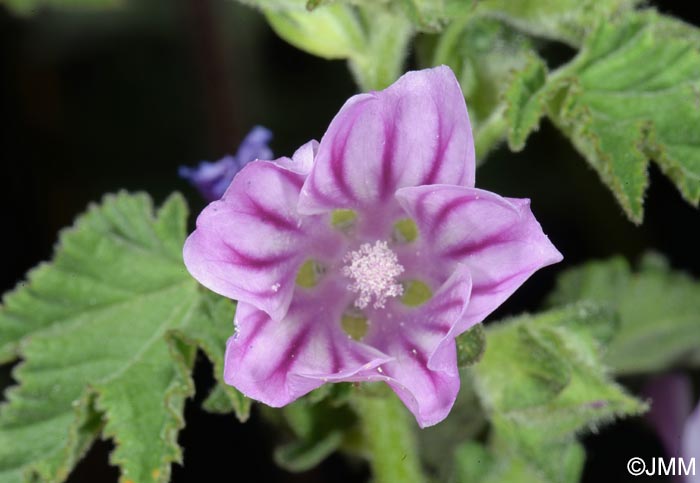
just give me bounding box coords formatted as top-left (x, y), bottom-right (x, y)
top-left (393, 218), bottom-right (418, 243)
top-left (331, 209), bottom-right (357, 229)
top-left (402, 280), bottom-right (432, 307)
top-left (342, 313), bottom-right (369, 340)
top-left (296, 260), bottom-right (320, 288)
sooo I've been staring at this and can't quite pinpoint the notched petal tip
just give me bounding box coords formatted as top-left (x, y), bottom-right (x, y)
top-left (385, 367), bottom-right (461, 428)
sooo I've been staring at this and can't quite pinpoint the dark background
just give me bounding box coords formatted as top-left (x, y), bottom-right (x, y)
top-left (1, 1), bottom-right (699, 481)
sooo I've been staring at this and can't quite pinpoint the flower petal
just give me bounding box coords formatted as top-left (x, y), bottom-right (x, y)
top-left (644, 374), bottom-right (693, 457)
top-left (375, 345), bottom-right (460, 428)
top-left (397, 185), bottom-right (562, 329)
top-left (299, 66), bottom-right (474, 215)
top-left (225, 293), bottom-right (392, 407)
top-left (355, 266), bottom-right (472, 427)
top-left (183, 160), bottom-right (318, 320)
top-left (275, 139), bottom-right (318, 175)
top-left (683, 401), bottom-right (700, 480)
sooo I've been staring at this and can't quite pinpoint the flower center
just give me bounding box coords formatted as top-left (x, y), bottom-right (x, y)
top-left (342, 240), bottom-right (404, 309)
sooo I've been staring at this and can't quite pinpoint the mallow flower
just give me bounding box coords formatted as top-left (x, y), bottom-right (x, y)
top-left (183, 66), bottom-right (562, 427)
top-left (179, 125), bottom-right (273, 201)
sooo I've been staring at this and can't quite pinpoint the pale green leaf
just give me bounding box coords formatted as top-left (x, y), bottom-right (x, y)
top-left (460, 303), bottom-right (643, 483)
top-left (488, 418), bottom-right (586, 483)
top-left (453, 441), bottom-right (494, 483)
top-left (472, 304), bottom-right (646, 440)
top-left (264, 3), bottom-right (365, 60)
top-left (504, 54), bottom-right (548, 151)
top-left (549, 253), bottom-right (700, 375)
top-left (0, 192), bottom-right (245, 483)
top-left (263, 1), bottom-right (412, 91)
top-left (470, 0), bottom-right (641, 46)
top-left (348, 4), bottom-right (413, 90)
top-left (454, 436), bottom-right (585, 483)
top-left (473, 323), bottom-right (571, 412)
top-left (398, 0), bottom-right (447, 32)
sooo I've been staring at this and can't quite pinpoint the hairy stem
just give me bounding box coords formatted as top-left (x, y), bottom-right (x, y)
top-left (353, 392), bottom-right (426, 483)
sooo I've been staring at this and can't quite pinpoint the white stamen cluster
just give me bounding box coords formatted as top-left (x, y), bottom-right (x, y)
top-left (342, 240), bottom-right (404, 309)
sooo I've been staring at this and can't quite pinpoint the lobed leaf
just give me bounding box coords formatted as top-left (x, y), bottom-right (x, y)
top-left (460, 303), bottom-right (644, 483)
top-left (549, 253), bottom-right (700, 375)
top-left (0, 192), bottom-right (246, 483)
top-left (469, 0), bottom-right (641, 46)
top-left (504, 54), bottom-right (548, 152)
top-left (471, 304), bottom-right (646, 440)
top-left (506, 11), bottom-right (700, 223)
top-left (168, 293), bottom-right (251, 421)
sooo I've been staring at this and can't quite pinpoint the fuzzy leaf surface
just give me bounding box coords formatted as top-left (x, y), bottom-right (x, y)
top-left (506, 12), bottom-right (700, 222)
top-left (0, 192), bottom-right (245, 483)
top-left (549, 254), bottom-right (700, 374)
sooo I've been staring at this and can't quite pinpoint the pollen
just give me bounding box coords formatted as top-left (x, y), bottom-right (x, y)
top-left (342, 240), bottom-right (404, 309)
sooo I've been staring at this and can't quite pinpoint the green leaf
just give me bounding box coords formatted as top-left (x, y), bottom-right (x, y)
top-left (427, 17), bottom-right (535, 158)
top-left (453, 441), bottom-right (494, 483)
top-left (510, 12), bottom-right (700, 223)
top-left (456, 323), bottom-right (486, 367)
top-left (472, 304), bottom-right (646, 440)
top-left (264, 2), bottom-right (366, 60)
top-left (262, 1), bottom-right (412, 91)
top-left (454, 436), bottom-right (585, 483)
top-left (470, 0), bottom-right (641, 46)
top-left (488, 418), bottom-right (586, 483)
top-left (398, 0), bottom-right (447, 32)
top-left (0, 192), bottom-right (245, 483)
top-left (549, 253), bottom-right (700, 375)
top-left (273, 396), bottom-right (356, 472)
top-left (348, 4), bottom-right (413, 90)
top-left (461, 303), bottom-right (643, 483)
top-left (473, 322), bottom-right (571, 413)
top-left (505, 54), bottom-right (548, 151)
top-left (168, 293), bottom-right (251, 421)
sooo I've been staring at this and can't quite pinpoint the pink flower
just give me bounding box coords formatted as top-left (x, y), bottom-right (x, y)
top-left (183, 66), bottom-right (562, 427)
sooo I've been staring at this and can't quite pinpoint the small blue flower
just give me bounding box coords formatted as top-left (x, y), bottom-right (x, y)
top-left (180, 126), bottom-right (273, 201)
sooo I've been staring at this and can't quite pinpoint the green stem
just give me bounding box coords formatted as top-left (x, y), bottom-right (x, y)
top-left (474, 105), bottom-right (508, 162)
top-left (353, 392), bottom-right (426, 483)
